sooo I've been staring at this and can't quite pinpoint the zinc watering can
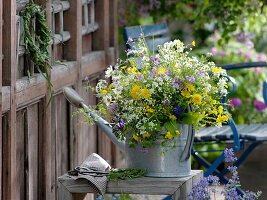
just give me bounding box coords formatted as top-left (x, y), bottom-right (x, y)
top-left (63, 86), bottom-right (194, 177)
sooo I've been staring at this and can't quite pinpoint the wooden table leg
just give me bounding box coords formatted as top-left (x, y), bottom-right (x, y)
top-left (58, 182), bottom-right (73, 200)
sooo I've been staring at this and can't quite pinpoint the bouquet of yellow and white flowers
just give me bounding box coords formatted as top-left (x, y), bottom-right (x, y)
top-left (85, 37), bottom-right (230, 148)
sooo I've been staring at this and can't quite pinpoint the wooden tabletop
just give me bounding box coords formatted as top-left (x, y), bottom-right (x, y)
top-left (58, 170), bottom-right (203, 200)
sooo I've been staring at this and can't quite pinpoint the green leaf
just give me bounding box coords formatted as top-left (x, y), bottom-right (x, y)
top-left (182, 112), bottom-right (203, 124)
top-left (164, 120), bottom-right (178, 135)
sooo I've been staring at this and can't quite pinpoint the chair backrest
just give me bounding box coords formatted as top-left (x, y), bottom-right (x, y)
top-left (123, 22), bottom-right (170, 52)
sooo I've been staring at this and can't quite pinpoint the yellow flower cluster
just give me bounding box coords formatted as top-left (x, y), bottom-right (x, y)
top-left (131, 85), bottom-right (151, 99)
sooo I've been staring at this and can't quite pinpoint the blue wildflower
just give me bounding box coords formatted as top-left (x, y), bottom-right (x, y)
top-left (173, 105), bottom-right (183, 118)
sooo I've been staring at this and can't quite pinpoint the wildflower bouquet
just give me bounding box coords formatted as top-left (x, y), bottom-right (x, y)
top-left (86, 37), bottom-right (230, 148)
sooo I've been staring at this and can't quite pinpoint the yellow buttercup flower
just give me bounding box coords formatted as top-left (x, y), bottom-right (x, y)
top-left (121, 66), bottom-right (127, 69)
top-left (216, 115), bottom-right (229, 123)
top-left (175, 130), bottom-right (180, 135)
top-left (181, 90), bottom-right (191, 98)
top-left (101, 90), bottom-right (108, 95)
top-left (141, 88), bottom-right (151, 99)
top-left (165, 131), bottom-right (173, 139)
top-left (185, 84), bottom-right (195, 91)
top-left (156, 68), bottom-right (166, 76)
top-left (131, 85), bottom-right (142, 99)
top-left (132, 134), bottom-right (139, 141)
top-left (218, 106), bottom-right (224, 114)
top-left (212, 67), bottom-right (223, 73)
top-left (192, 94), bottom-right (202, 105)
top-left (142, 133), bottom-right (151, 138)
top-left (191, 41), bottom-right (196, 46)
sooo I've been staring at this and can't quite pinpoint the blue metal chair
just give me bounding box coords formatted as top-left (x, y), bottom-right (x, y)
top-left (123, 22), bottom-right (170, 52)
top-left (123, 24), bottom-right (267, 195)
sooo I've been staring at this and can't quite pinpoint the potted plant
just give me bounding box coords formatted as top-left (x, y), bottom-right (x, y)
top-left (77, 37), bottom-right (230, 177)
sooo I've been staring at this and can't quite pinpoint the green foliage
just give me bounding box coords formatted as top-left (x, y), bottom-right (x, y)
top-left (118, 0), bottom-right (267, 45)
top-left (107, 168), bottom-right (147, 182)
top-left (20, 2), bottom-right (53, 103)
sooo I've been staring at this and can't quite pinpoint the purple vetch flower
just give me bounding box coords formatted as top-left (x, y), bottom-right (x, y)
top-left (210, 47), bottom-right (217, 55)
top-left (149, 72), bottom-right (155, 78)
top-left (162, 99), bottom-right (171, 105)
top-left (258, 54), bottom-right (265, 61)
top-left (255, 67), bottom-right (264, 74)
top-left (224, 148), bottom-right (237, 163)
top-left (173, 105), bottom-right (183, 118)
top-left (137, 74), bottom-right (143, 80)
top-left (140, 148), bottom-right (149, 153)
top-left (254, 100), bottom-right (267, 112)
top-left (117, 118), bottom-right (125, 131)
top-left (198, 70), bottom-right (206, 76)
top-left (229, 98), bottom-right (242, 108)
top-left (111, 117), bottom-right (117, 121)
top-left (245, 53), bottom-right (251, 60)
top-left (185, 75), bottom-right (195, 83)
top-left (171, 77), bottom-right (183, 89)
top-left (219, 51), bottom-right (225, 56)
top-left (165, 71), bottom-right (173, 76)
top-left (150, 56), bottom-right (160, 65)
top-left (127, 37), bottom-right (134, 43)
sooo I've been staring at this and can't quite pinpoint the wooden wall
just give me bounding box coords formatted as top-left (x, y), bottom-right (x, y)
top-left (0, 0), bottom-right (119, 199)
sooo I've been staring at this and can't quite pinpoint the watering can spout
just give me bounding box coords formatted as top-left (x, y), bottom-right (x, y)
top-left (62, 87), bottom-right (126, 152)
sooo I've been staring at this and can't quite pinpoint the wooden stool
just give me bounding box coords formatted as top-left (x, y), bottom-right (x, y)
top-left (58, 170), bottom-right (202, 200)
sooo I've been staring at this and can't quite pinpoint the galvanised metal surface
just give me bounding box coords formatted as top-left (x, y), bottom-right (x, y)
top-left (125, 124), bottom-right (191, 177)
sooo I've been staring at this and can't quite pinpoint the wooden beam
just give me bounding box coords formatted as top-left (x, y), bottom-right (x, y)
top-left (1, 48), bottom-right (115, 113)
top-left (2, 0), bottom-right (17, 199)
top-left (34, 0), bottom-right (53, 199)
top-left (63, 0), bottom-right (83, 168)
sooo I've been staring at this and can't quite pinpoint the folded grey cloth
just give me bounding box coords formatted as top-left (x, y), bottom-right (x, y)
top-left (67, 153), bottom-right (111, 195)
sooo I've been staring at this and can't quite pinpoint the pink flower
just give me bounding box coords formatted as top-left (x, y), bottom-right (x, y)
top-left (254, 100), bottom-right (267, 112)
top-left (255, 67), bottom-right (264, 74)
top-left (237, 49), bottom-right (243, 55)
top-left (210, 47), bottom-right (217, 55)
top-left (258, 54), bottom-right (265, 61)
top-left (219, 51), bottom-right (225, 56)
top-left (245, 53), bottom-right (251, 60)
top-left (229, 98), bottom-right (242, 108)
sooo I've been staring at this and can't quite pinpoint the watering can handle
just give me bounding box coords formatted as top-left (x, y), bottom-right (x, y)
top-left (63, 87), bottom-right (84, 108)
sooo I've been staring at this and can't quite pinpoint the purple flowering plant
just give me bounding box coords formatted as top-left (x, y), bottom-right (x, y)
top-left (196, 30), bottom-right (267, 124)
top-left (83, 37), bottom-right (230, 148)
top-left (188, 148), bottom-right (262, 200)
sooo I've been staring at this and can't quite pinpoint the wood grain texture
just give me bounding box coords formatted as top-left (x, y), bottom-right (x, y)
top-left (16, 110), bottom-right (26, 200)
top-left (26, 104), bottom-right (39, 200)
top-left (58, 170), bottom-right (202, 197)
top-left (0, 0), bottom-right (2, 198)
top-left (3, 0), bottom-right (17, 199)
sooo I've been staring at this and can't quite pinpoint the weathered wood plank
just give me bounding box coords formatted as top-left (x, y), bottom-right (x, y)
top-left (2, 115), bottom-right (9, 200)
top-left (58, 170), bottom-right (203, 195)
top-left (34, 1), bottom-right (53, 199)
top-left (3, 0), bottom-right (17, 199)
top-left (26, 104), bottom-right (39, 200)
top-left (16, 110), bottom-right (25, 200)
top-left (52, 1), bottom-right (70, 13)
top-left (1, 48), bottom-right (116, 113)
top-left (0, 0), bottom-right (3, 198)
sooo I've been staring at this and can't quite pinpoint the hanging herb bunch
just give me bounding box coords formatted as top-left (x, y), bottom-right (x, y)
top-left (20, 2), bottom-right (54, 102)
